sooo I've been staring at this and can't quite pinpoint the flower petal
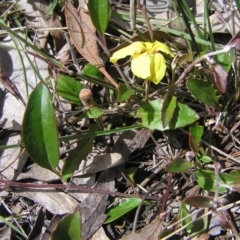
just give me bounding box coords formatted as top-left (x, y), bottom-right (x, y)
top-left (152, 41), bottom-right (174, 57)
top-left (110, 42), bottom-right (145, 63)
top-left (146, 53), bottom-right (166, 84)
top-left (144, 42), bottom-right (154, 52)
top-left (131, 52), bottom-right (151, 79)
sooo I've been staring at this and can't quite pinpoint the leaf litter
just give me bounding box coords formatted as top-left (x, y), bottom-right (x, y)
top-left (0, 0), bottom-right (240, 240)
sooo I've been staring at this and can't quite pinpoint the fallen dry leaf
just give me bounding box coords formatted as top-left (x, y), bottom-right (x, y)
top-left (191, 233), bottom-right (210, 240)
top-left (65, 2), bottom-right (118, 88)
top-left (121, 214), bottom-right (163, 240)
top-left (15, 190), bottom-right (78, 215)
top-left (80, 169), bottom-right (115, 239)
top-left (18, 0), bottom-right (65, 52)
top-left (16, 163), bottom-right (60, 182)
top-left (74, 152), bottom-right (124, 176)
top-left (90, 227), bottom-right (110, 240)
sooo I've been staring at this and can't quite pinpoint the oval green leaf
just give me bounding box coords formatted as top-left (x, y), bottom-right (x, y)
top-left (135, 99), bottom-right (199, 130)
top-left (167, 158), bottom-right (191, 173)
top-left (199, 155), bottom-right (212, 163)
top-left (187, 78), bottom-right (220, 109)
top-left (105, 198), bottom-right (147, 224)
top-left (56, 75), bottom-right (83, 104)
top-left (51, 209), bottom-right (81, 240)
top-left (87, 0), bottom-right (110, 34)
top-left (22, 83), bottom-right (59, 172)
top-left (194, 170), bottom-right (240, 193)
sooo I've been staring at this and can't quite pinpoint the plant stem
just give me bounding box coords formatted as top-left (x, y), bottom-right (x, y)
top-left (0, 179), bottom-right (160, 201)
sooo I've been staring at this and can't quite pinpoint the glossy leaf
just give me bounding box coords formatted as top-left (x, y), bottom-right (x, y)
top-left (136, 99), bottom-right (199, 131)
top-left (161, 93), bottom-right (177, 128)
top-left (118, 83), bottom-right (135, 102)
top-left (56, 75), bottom-right (83, 104)
top-left (105, 198), bottom-right (147, 224)
top-left (82, 63), bottom-right (104, 80)
top-left (184, 195), bottom-right (213, 208)
top-left (62, 132), bottom-right (95, 181)
top-left (194, 170), bottom-right (240, 193)
top-left (167, 158), bottom-right (191, 173)
top-left (22, 83), bottom-right (59, 172)
top-left (51, 209), bottom-right (81, 240)
top-left (189, 123), bottom-right (203, 144)
top-left (187, 78), bottom-right (220, 109)
top-left (87, 0), bottom-right (110, 34)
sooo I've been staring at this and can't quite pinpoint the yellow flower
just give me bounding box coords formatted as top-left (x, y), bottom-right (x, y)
top-left (110, 41), bottom-right (174, 84)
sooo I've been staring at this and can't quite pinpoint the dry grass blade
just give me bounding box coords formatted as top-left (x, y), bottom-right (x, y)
top-left (65, 2), bottom-right (118, 88)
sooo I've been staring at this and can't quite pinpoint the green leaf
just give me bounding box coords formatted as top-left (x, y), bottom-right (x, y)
top-left (87, 0), bottom-right (110, 34)
top-left (80, 107), bottom-right (103, 119)
top-left (82, 64), bottom-right (104, 80)
top-left (45, 0), bottom-right (58, 17)
top-left (187, 78), bottom-right (220, 109)
top-left (235, 0), bottom-right (240, 12)
top-left (216, 50), bottom-right (234, 73)
top-left (167, 158), bottom-right (191, 173)
top-left (125, 167), bottom-right (138, 183)
top-left (135, 99), bottom-right (199, 131)
top-left (180, 200), bottom-right (206, 235)
top-left (0, 216), bottom-right (28, 239)
top-left (62, 128), bottom-right (95, 181)
top-left (51, 209), bottom-right (81, 240)
top-left (104, 198), bottom-right (147, 224)
top-left (198, 155), bottom-right (212, 163)
top-left (179, 201), bottom-right (193, 233)
top-left (184, 196), bottom-right (213, 208)
top-left (118, 83), bottom-right (135, 102)
top-left (189, 123), bottom-right (203, 144)
top-left (161, 93), bottom-right (177, 128)
top-left (22, 83), bottom-right (59, 172)
top-left (188, 134), bottom-right (199, 153)
top-left (194, 170), bottom-right (240, 193)
top-left (56, 75), bottom-right (83, 104)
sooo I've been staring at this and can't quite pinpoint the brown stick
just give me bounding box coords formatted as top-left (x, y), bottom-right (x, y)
top-left (0, 179), bottom-right (160, 201)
